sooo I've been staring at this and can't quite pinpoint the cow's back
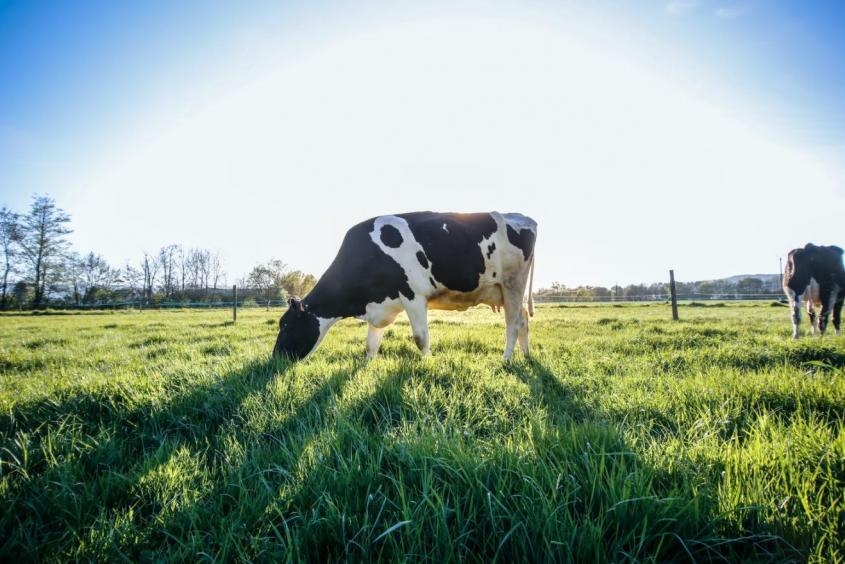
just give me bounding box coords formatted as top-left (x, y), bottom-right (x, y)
top-left (399, 212), bottom-right (500, 293)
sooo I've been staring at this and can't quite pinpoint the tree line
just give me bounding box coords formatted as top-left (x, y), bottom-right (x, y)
top-left (535, 276), bottom-right (783, 302)
top-left (4, 194), bottom-right (782, 309)
top-left (1, 195), bottom-right (316, 309)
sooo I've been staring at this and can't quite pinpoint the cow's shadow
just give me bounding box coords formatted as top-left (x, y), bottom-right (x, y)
top-left (1, 350), bottom-right (804, 561)
top-left (499, 355), bottom-right (799, 562)
top-left (0, 354), bottom-right (363, 560)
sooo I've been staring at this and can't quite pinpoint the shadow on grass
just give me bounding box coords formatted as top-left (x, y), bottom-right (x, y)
top-left (138, 358), bottom-right (367, 560)
top-left (202, 354), bottom-right (807, 562)
top-left (502, 356), bottom-right (802, 562)
top-left (0, 351), bottom-right (807, 562)
top-left (0, 355), bottom-right (310, 560)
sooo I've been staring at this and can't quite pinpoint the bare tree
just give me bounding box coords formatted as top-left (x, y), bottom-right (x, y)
top-left (183, 248), bottom-right (202, 290)
top-left (177, 245), bottom-right (187, 293)
top-left (181, 248), bottom-right (215, 294)
top-left (65, 251), bottom-right (84, 305)
top-left (158, 244), bottom-right (179, 298)
top-left (78, 252), bottom-right (120, 303)
top-left (140, 252), bottom-right (160, 303)
top-left (0, 206), bottom-right (21, 306)
top-left (196, 249), bottom-right (211, 294)
top-left (210, 250), bottom-right (225, 290)
top-left (123, 263), bottom-right (143, 303)
top-left (18, 195), bottom-right (72, 307)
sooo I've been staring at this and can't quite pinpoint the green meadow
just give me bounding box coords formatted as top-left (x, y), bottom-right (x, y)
top-left (0, 303), bottom-right (843, 562)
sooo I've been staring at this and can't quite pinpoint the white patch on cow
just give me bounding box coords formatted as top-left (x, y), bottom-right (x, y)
top-left (370, 216), bottom-right (435, 299)
top-left (359, 296), bottom-right (403, 328)
top-left (442, 223), bottom-right (449, 233)
top-left (502, 212), bottom-right (535, 233)
top-left (318, 316), bottom-right (341, 338)
top-left (303, 316), bottom-right (341, 359)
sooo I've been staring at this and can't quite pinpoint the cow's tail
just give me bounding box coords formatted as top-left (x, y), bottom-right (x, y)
top-left (527, 253), bottom-right (535, 317)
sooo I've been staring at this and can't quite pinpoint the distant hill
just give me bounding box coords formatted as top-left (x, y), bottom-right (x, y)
top-left (537, 273), bottom-right (785, 300)
top-left (690, 273), bottom-right (782, 294)
top-left (710, 273), bottom-right (780, 286)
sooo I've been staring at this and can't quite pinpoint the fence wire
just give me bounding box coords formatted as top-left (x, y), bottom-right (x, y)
top-left (535, 292), bottom-right (786, 303)
top-left (7, 293), bottom-right (789, 311)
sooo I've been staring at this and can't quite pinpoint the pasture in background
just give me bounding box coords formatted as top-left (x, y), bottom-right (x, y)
top-left (0, 303), bottom-right (843, 561)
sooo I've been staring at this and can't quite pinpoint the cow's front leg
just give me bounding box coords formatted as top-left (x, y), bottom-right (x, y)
top-left (833, 296), bottom-right (843, 336)
top-left (367, 324), bottom-right (386, 360)
top-left (403, 297), bottom-right (430, 356)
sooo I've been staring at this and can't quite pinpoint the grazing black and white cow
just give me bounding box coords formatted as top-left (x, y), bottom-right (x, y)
top-left (273, 211), bottom-right (537, 361)
top-left (782, 243), bottom-right (845, 339)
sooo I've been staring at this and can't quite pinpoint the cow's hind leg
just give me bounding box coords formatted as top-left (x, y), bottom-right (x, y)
top-left (502, 285), bottom-right (529, 361)
top-left (833, 295), bottom-right (843, 336)
top-left (367, 324), bottom-right (386, 360)
top-left (819, 287), bottom-right (838, 335)
top-left (788, 290), bottom-right (802, 339)
top-left (403, 297), bottom-right (430, 356)
top-left (517, 305), bottom-right (531, 356)
top-left (807, 300), bottom-right (818, 335)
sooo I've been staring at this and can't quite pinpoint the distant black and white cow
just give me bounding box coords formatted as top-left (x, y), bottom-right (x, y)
top-left (273, 211), bottom-right (537, 361)
top-left (782, 243), bottom-right (845, 339)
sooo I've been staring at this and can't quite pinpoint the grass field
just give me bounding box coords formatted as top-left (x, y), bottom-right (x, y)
top-left (0, 303), bottom-right (843, 562)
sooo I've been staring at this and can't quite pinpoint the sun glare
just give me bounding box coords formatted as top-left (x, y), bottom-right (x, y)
top-left (73, 14), bottom-right (840, 286)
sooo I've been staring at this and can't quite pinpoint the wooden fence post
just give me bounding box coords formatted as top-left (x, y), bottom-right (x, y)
top-left (669, 270), bottom-right (679, 321)
top-left (233, 285), bottom-right (237, 323)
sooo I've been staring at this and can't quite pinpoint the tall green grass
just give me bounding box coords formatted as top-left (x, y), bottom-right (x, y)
top-left (0, 303), bottom-right (842, 561)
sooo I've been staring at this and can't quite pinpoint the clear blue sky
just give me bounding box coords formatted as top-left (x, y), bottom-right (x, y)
top-left (2, 0), bottom-right (844, 287)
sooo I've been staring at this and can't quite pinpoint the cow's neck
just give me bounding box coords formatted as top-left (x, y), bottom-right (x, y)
top-left (302, 288), bottom-right (342, 353)
top-left (302, 279), bottom-right (362, 319)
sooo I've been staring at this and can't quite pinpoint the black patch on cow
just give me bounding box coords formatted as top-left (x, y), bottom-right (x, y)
top-left (429, 277), bottom-right (437, 288)
top-left (492, 272), bottom-right (496, 278)
top-left (417, 251), bottom-right (429, 269)
top-left (304, 218), bottom-right (414, 319)
top-left (507, 225), bottom-right (536, 261)
top-left (486, 242), bottom-right (496, 259)
top-left (380, 224), bottom-right (403, 248)
top-left (273, 307), bottom-right (320, 360)
top-left (402, 212), bottom-right (497, 292)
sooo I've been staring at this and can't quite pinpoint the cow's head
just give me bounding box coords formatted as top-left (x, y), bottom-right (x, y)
top-left (273, 298), bottom-right (320, 360)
